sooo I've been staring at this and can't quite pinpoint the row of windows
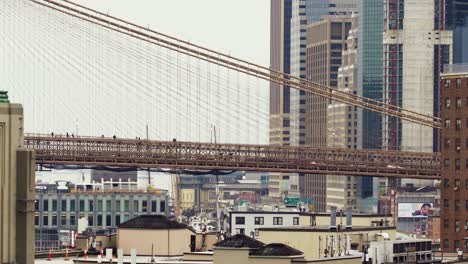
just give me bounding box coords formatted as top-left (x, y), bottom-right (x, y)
top-left (35, 199), bottom-right (165, 213)
top-left (444, 78), bottom-right (464, 89)
top-left (443, 118), bottom-right (468, 130)
top-left (235, 216), bottom-right (299, 226)
top-left (34, 213), bottom-right (137, 227)
top-left (442, 158), bottom-right (468, 170)
top-left (442, 199), bottom-right (468, 210)
top-left (443, 239), bottom-right (468, 250)
top-left (442, 219), bottom-right (468, 233)
top-left (443, 179), bottom-right (468, 189)
top-left (444, 97), bottom-right (468, 109)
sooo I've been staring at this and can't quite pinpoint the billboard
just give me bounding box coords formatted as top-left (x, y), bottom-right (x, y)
top-left (398, 203), bottom-right (433, 218)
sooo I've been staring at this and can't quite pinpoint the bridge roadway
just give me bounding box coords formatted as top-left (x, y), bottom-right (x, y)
top-left (24, 135), bottom-right (440, 180)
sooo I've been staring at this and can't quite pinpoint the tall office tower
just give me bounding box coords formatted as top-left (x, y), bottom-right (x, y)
top-left (446, 0), bottom-right (468, 63)
top-left (382, 0), bottom-right (452, 187)
top-left (305, 16), bottom-right (353, 212)
top-left (287, 0), bottom-right (357, 210)
top-left (326, 14), bottom-right (360, 211)
top-left (269, 0), bottom-right (294, 198)
top-left (440, 66), bottom-right (468, 252)
top-left (354, 0), bottom-right (385, 213)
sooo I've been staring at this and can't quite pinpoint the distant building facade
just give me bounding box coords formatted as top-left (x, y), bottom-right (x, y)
top-left (440, 65), bottom-right (468, 252)
top-left (34, 182), bottom-right (167, 251)
top-left (305, 16), bottom-right (353, 212)
top-left (326, 14), bottom-right (360, 211)
top-left (446, 0), bottom-right (468, 63)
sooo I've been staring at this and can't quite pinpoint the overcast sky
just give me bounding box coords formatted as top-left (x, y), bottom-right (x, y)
top-left (78, 0), bottom-right (270, 66)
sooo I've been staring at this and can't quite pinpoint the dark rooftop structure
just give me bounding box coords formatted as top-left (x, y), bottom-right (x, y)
top-left (118, 215), bottom-right (187, 230)
top-left (250, 243), bottom-right (303, 257)
top-left (214, 234), bottom-right (265, 249)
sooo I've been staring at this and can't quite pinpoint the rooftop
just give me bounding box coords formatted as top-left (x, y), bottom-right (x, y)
top-left (258, 225), bottom-right (396, 233)
top-left (250, 243), bottom-right (303, 257)
top-left (442, 64), bottom-right (468, 76)
top-left (214, 234), bottom-right (265, 249)
top-left (118, 215), bottom-right (187, 230)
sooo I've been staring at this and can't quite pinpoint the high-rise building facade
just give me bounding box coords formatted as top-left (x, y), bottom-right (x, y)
top-left (285, 0), bottom-right (357, 211)
top-left (440, 65), bottom-right (468, 252)
top-left (304, 16), bottom-right (353, 212)
top-left (382, 0), bottom-right (452, 187)
top-left (269, 0), bottom-right (295, 198)
top-left (326, 14), bottom-right (360, 211)
top-left (355, 0), bottom-right (385, 212)
top-left (446, 0), bottom-right (468, 63)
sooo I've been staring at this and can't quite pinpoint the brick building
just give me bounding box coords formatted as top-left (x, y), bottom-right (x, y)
top-left (440, 64), bottom-right (468, 252)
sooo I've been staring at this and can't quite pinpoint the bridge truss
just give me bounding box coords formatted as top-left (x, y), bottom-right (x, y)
top-left (25, 135), bottom-right (440, 180)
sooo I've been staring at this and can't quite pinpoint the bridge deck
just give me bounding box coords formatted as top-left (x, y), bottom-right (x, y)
top-left (24, 135), bottom-right (440, 179)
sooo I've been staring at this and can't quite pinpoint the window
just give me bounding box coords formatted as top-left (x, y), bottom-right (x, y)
top-left (273, 217), bottom-right (283, 225)
top-left (151, 201), bottom-right (157, 212)
top-left (97, 214), bottom-right (103, 227)
top-left (88, 215), bottom-right (93, 226)
top-left (61, 200), bottom-right (67, 211)
top-left (70, 200), bottom-right (75, 211)
top-left (466, 180), bottom-right (468, 190)
top-left (465, 221), bottom-right (468, 232)
top-left (160, 201), bottom-right (166, 213)
top-left (444, 179), bottom-right (449, 188)
top-left (445, 138), bottom-right (450, 149)
top-left (443, 239), bottom-right (449, 249)
top-left (444, 159), bottom-right (450, 168)
top-left (106, 200), bottom-right (112, 212)
top-left (35, 201), bottom-right (39, 211)
top-left (235, 217), bottom-right (245, 225)
top-left (455, 200), bottom-right (460, 210)
top-left (456, 138), bottom-right (461, 151)
top-left (124, 200), bottom-right (130, 212)
top-left (236, 228), bottom-right (245, 235)
top-left (61, 214), bottom-right (66, 226)
top-left (51, 215), bottom-right (57, 226)
top-left (43, 215), bottom-right (48, 226)
top-left (116, 214), bottom-right (121, 225)
top-left (446, 98), bottom-right (451, 108)
top-left (106, 214), bottom-right (112, 227)
top-left (79, 200), bottom-right (85, 211)
top-left (445, 119), bottom-right (451, 128)
top-left (444, 219), bottom-right (449, 228)
top-left (456, 159), bottom-right (460, 170)
top-left (445, 79), bottom-right (451, 88)
top-left (43, 200), bottom-right (49, 211)
top-left (52, 200), bottom-right (57, 211)
top-left (133, 200), bottom-right (139, 212)
top-left (444, 199), bottom-right (449, 208)
top-left (142, 201), bottom-right (148, 213)
top-left (35, 215), bottom-right (39, 226)
top-left (254, 217), bottom-right (264, 225)
top-left (455, 180), bottom-right (461, 190)
top-left (70, 214), bottom-right (75, 226)
top-left (457, 98), bottom-right (462, 109)
top-left (116, 200), bottom-right (121, 212)
top-left (97, 200), bottom-right (103, 211)
top-left (293, 217), bottom-right (299, 225)
top-left (455, 240), bottom-right (460, 249)
top-left (466, 200), bottom-right (468, 209)
top-left (89, 200), bottom-right (94, 211)
top-left (456, 119), bottom-right (462, 130)
top-left (457, 79), bottom-right (462, 89)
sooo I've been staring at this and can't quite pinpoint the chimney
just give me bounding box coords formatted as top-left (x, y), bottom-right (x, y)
top-left (346, 207), bottom-right (352, 230)
top-left (329, 206), bottom-right (337, 231)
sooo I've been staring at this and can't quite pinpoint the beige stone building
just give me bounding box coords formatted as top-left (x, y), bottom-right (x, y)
top-left (303, 16), bottom-right (353, 212)
top-left (0, 94), bottom-right (35, 264)
top-left (117, 215), bottom-right (192, 256)
top-left (257, 226), bottom-right (396, 260)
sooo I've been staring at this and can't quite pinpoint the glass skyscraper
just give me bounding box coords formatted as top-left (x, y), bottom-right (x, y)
top-left (446, 0), bottom-right (468, 63)
top-left (357, 0), bottom-right (384, 211)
